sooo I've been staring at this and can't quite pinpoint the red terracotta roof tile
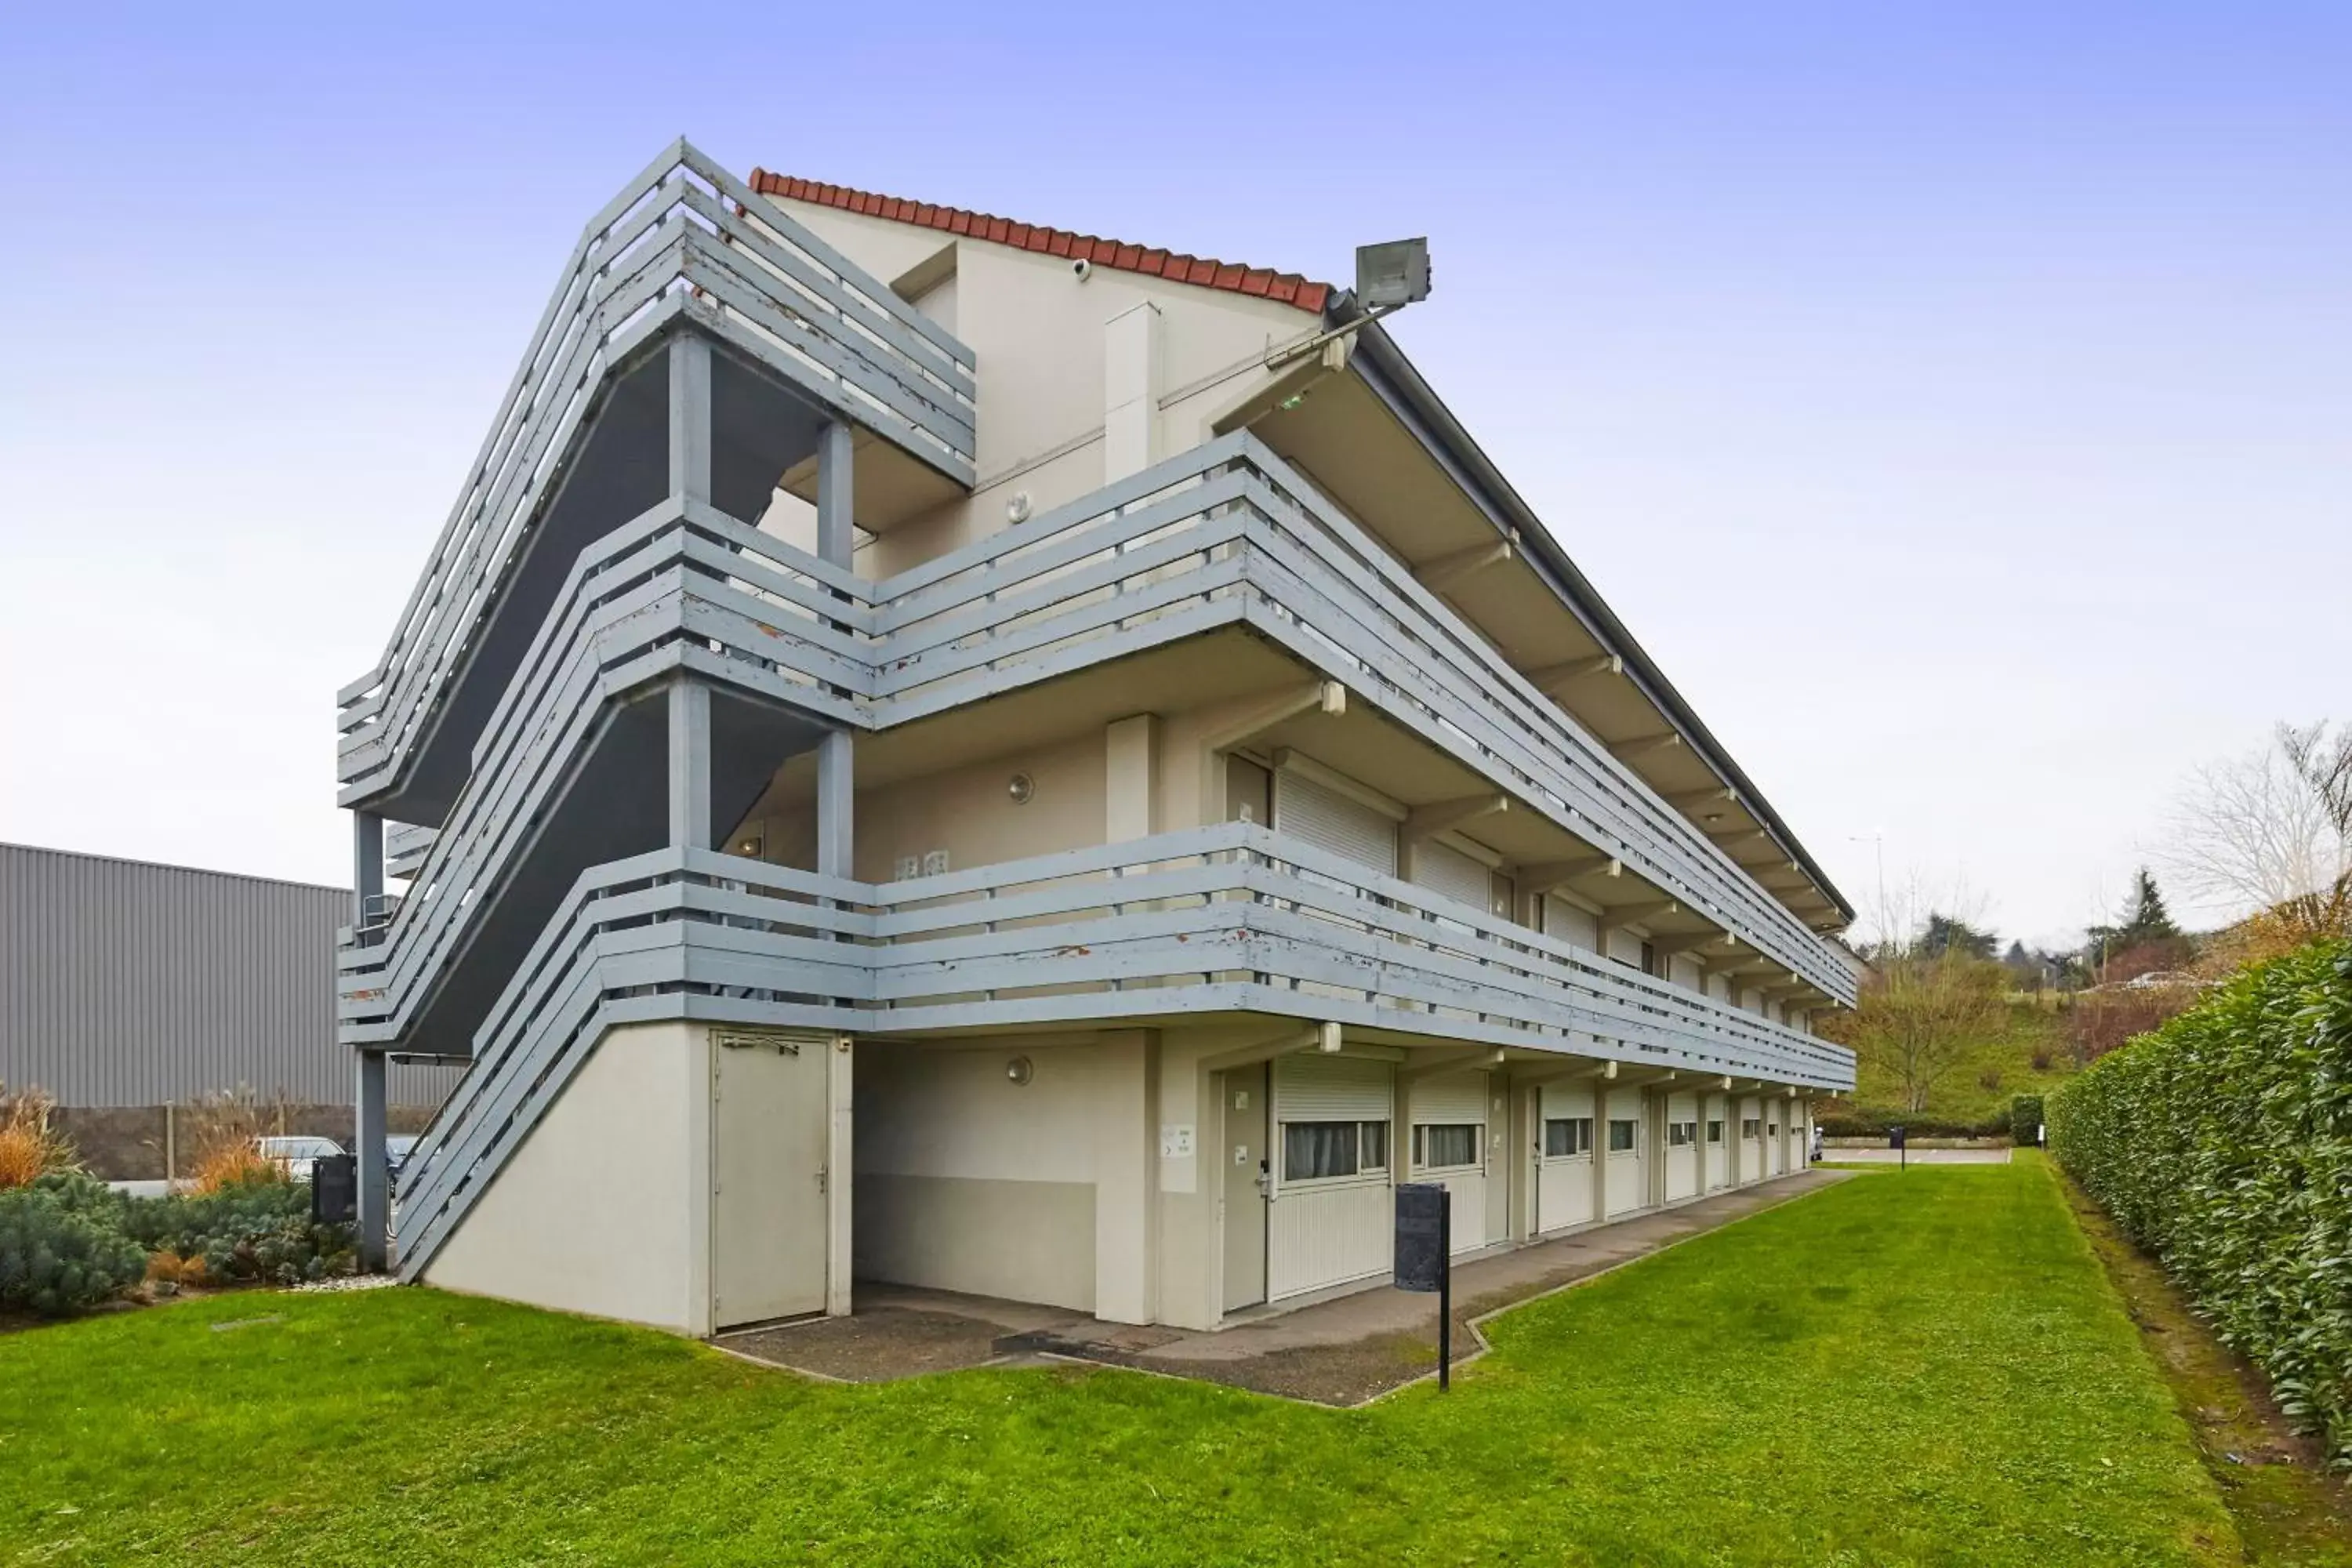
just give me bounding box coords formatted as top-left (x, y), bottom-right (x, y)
top-left (746, 169), bottom-right (1331, 316)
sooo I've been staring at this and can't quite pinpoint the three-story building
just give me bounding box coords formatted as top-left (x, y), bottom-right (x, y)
top-left (336, 143), bottom-right (1857, 1336)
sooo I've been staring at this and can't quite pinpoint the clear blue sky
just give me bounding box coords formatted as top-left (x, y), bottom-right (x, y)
top-left (2, 2), bottom-right (2346, 949)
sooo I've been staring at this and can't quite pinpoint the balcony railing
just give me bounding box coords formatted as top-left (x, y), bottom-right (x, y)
top-left (344, 430), bottom-right (1854, 1055)
top-left (387, 821), bottom-right (1853, 1277)
top-left (336, 139), bottom-right (975, 804)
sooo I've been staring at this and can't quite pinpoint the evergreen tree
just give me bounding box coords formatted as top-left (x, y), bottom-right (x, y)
top-left (1918, 912), bottom-right (1998, 960)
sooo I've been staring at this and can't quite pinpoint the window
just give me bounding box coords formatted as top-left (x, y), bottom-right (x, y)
top-left (1543, 1116), bottom-right (1594, 1157)
top-left (1283, 1120), bottom-right (1389, 1181)
top-left (1414, 1123), bottom-right (1481, 1170)
top-left (1706, 1120), bottom-right (1725, 1145)
top-left (1741, 1117), bottom-right (1762, 1140)
top-left (1639, 939), bottom-right (1657, 976)
top-left (1607, 1118), bottom-right (1638, 1153)
top-left (1668, 1120), bottom-right (1697, 1148)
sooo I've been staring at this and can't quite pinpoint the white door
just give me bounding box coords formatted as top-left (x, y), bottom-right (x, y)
top-left (1536, 1080), bottom-right (1595, 1233)
top-left (1221, 1064), bottom-right (1269, 1312)
top-left (1267, 1054), bottom-right (1394, 1300)
top-left (710, 1029), bottom-right (831, 1329)
top-left (1605, 1085), bottom-right (1646, 1216)
top-left (1665, 1091), bottom-right (1699, 1201)
top-left (1410, 1069), bottom-right (1490, 1254)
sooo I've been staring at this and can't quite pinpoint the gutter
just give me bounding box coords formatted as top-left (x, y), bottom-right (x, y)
top-left (1331, 296), bottom-right (1856, 927)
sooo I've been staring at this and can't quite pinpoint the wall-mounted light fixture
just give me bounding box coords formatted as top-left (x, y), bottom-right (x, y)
top-left (1007, 772), bottom-right (1035, 805)
top-left (1006, 1055), bottom-right (1034, 1086)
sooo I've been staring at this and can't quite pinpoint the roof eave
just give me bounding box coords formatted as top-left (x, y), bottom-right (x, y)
top-left (1332, 295), bottom-right (1856, 927)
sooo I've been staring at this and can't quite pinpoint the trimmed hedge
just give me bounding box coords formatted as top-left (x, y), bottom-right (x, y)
top-left (2050, 940), bottom-right (2352, 1468)
top-left (2009, 1094), bottom-right (2045, 1147)
top-left (1816, 1109), bottom-right (2009, 1140)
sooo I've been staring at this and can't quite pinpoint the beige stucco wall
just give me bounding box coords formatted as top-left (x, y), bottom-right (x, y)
top-left (426, 1019), bottom-right (710, 1334)
top-left (766, 201), bottom-right (1316, 582)
top-left (854, 1036), bottom-right (1110, 1312)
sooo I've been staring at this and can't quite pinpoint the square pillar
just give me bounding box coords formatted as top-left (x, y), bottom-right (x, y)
top-left (1093, 1031), bottom-right (1159, 1324)
top-left (669, 679), bottom-right (711, 850)
top-left (356, 1049), bottom-right (389, 1272)
top-left (670, 335), bottom-right (712, 503)
top-left (351, 811), bottom-right (383, 932)
top-left (816, 420), bottom-right (855, 568)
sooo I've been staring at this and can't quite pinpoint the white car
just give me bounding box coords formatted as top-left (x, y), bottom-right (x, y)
top-left (254, 1134), bottom-right (347, 1181)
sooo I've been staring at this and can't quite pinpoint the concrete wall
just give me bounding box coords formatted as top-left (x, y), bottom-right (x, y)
top-left (428, 1020), bottom-right (710, 1334)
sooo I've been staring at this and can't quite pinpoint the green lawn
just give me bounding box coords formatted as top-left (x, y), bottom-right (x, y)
top-left (0, 1158), bottom-right (2248, 1566)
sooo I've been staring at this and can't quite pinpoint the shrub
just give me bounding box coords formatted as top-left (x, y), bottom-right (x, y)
top-left (2051, 941), bottom-right (2352, 1468)
top-left (122, 1174), bottom-right (351, 1287)
top-left (1814, 1108), bottom-right (2009, 1140)
top-left (2009, 1094), bottom-right (2045, 1146)
top-left (0, 1181), bottom-right (146, 1316)
top-left (0, 1083), bottom-right (77, 1189)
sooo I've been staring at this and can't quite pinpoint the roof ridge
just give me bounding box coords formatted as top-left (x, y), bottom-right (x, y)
top-left (746, 170), bottom-right (1331, 315)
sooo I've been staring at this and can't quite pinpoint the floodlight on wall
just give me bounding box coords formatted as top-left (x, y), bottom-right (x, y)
top-left (1355, 237), bottom-right (1432, 310)
top-left (1265, 236), bottom-right (1435, 371)
top-left (1006, 1055), bottom-right (1034, 1085)
top-left (1007, 771), bottom-right (1036, 805)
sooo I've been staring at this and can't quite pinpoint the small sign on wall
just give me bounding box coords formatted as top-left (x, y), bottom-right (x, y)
top-left (1160, 1123), bottom-right (1195, 1159)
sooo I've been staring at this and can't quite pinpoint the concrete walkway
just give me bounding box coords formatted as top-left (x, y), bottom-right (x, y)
top-left (717, 1168), bottom-right (1849, 1404)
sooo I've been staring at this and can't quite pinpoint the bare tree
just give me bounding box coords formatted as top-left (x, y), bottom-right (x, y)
top-left (2161, 721), bottom-right (2352, 942)
top-left (1830, 952), bottom-right (2008, 1112)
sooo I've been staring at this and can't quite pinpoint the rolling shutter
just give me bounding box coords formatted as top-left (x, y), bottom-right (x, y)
top-left (1544, 894), bottom-right (1599, 952)
top-left (1411, 1070), bottom-right (1488, 1125)
top-left (1275, 769), bottom-right (1397, 878)
top-left (1275, 1054), bottom-right (1392, 1121)
top-left (1541, 1080), bottom-right (1595, 1119)
top-left (1411, 839), bottom-right (1491, 913)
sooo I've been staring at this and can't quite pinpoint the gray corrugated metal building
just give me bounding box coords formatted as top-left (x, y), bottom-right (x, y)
top-left (1, 842), bottom-right (455, 1106)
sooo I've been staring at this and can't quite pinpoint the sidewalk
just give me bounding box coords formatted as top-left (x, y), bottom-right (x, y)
top-left (717, 1168), bottom-right (1849, 1405)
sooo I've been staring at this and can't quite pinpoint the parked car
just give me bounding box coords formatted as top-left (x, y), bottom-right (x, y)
top-left (254, 1134), bottom-right (347, 1181)
top-left (384, 1134), bottom-right (420, 1178)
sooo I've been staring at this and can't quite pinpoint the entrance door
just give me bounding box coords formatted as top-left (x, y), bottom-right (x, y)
top-left (711, 1029), bottom-right (830, 1329)
top-left (1221, 1063), bottom-right (1269, 1312)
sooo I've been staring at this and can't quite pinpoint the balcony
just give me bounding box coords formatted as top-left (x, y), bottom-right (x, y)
top-left (383, 821), bottom-right (1852, 1277)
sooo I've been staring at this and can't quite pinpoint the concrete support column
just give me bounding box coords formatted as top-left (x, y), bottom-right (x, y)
top-left (351, 811), bottom-right (383, 933)
top-left (826, 1033), bottom-right (854, 1317)
top-left (817, 420), bottom-right (855, 567)
top-left (1105, 714), bottom-right (1160, 844)
top-left (1592, 1072), bottom-right (1613, 1226)
top-left (1093, 1030), bottom-right (1159, 1324)
top-left (669, 679), bottom-right (711, 850)
top-left (670, 335), bottom-right (712, 503)
top-left (355, 1049), bottom-right (389, 1272)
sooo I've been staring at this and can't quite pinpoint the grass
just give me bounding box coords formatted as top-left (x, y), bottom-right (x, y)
top-left (2057, 1167), bottom-right (2352, 1566)
top-left (0, 1157), bottom-right (2267, 1566)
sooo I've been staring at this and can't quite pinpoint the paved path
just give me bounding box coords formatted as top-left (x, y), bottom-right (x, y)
top-left (719, 1168), bottom-right (1849, 1404)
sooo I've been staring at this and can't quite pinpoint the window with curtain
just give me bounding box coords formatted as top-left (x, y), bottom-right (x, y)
top-left (1413, 1123), bottom-right (1480, 1170)
top-left (1543, 1117), bottom-right (1594, 1157)
top-left (1668, 1120), bottom-right (1697, 1148)
top-left (1283, 1120), bottom-right (1389, 1181)
top-left (1741, 1117), bottom-right (1762, 1139)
